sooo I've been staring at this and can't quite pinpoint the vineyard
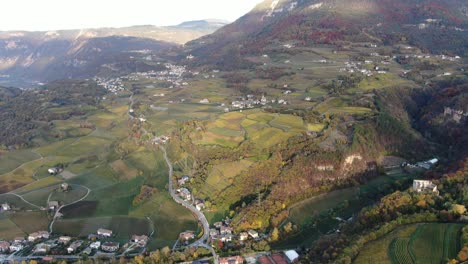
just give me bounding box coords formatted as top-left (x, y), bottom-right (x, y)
top-left (388, 223), bottom-right (463, 264)
top-left (390, 238), bottom-right (412, 264)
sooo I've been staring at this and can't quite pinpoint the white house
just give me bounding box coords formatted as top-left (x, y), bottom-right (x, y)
top-left (413, 180), bottom-right (438, 194)
top-left (97, 228), bottom-right (113, 237)
top-left (1, 203), bottom-right (11, 211)
top-left (9, 243), bottom-right (23, 252)
top-left (28, 231), bottom-right (49, 242)
top-left (90, 241), bottom-right (101, 249)
top-left (247, 229), bottom-right (259, 239)
top-left (238, 232), bottom-right (249, 241)
top-left (67, 240), bottom-right (83, 254)
top-left (59, 236), bottom-right (72, 244)
top-left (284, 250), bottom-right (299, 263)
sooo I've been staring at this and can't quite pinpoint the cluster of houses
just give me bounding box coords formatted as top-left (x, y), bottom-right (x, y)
top-left (94, 77), bottom-right (125, 94)
top-left (230, 95), bottom-right (269, 110)
top-left (175, 176), bottom-right (205, 211)
top-left (340, 60), bottom-right (388, 76)
top-left (129, 63), bottom-right (189, 88)
top-left (151, 135), bottom-right (170, 145)
top-left (0, 228), bottom-right (148, 257)
top-left (219, 250), bottom-right (299, 264)
top-left (209, 220), bottom-right (259, 244)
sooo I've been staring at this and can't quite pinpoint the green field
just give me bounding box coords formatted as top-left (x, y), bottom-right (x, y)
top-left (289, 188), bottom-right (359, 226)
top-left (355, 225), bottom-right (418, 264)
top-left (0, 217), bottom-right (26, 239)
top-left (9, 211), bottom-right (50, 234)
top-left (0, 150), bottom-right (40, 175)
top-left (356, 223), bottom-right (464, 264)
top-left (193, 109), bottom-right (307, 148)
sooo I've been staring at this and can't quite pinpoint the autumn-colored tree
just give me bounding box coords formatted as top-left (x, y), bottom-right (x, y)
top-left (271, 227), bottom-right (279, 241)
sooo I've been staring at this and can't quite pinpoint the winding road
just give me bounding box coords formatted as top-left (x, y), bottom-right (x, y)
top-left (160, 146), bottom-right (219, 264)
top-left (49, 184), bottom-right (91, 233)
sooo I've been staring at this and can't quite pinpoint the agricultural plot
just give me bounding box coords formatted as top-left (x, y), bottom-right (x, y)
top-left (289, 188), bottom-right (359, 226)
top-left (314, 97), bottom-right (372, 116)
top-left (390, 238), bottom-right (413, 264)
top-left (202, 160), bottom-right (254, 197)
top-left (9, 211), bottom-right (50, 234)
top-left (356, 223), bottom-right (464, 264)
top-left (355, 225), bottom-right (418, 264)
top-left (0, 194), bottom-right (38, 210)
top-left (13, 176), bottom-right (62, 194)
top-left (49, 185), bottom-right (89, 205)
top-left (408, 223), bottom-right (462, 264)
top-left (0, 218), bottom-right (26, 239)
top-left (130, 193), bottom-right (198, 250)
top-left (0, 150), bottom-right (40, 175)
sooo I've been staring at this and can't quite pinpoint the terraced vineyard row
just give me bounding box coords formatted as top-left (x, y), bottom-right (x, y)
top-left (388, 223), bottom-right (463, 264)
top-left (390, 238), bottom-right (413, 264)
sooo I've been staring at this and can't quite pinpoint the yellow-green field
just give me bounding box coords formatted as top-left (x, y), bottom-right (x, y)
top-left (194, 109), bottom-right (307, 148)
top-left (203, 160), bottom-right (254, 196)
top-left (0, 218), bottom-right (26, 239)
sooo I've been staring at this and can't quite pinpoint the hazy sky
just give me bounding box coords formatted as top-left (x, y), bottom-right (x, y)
top-left (0, 0), bottom-right (264, 31)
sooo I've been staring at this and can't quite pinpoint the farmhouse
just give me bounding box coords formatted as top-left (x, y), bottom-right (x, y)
top-left (214, 222), bottom-right (223, 229)
top-left (61, 183), bottom-right (70, 191)
top-left (101, 242), bottom-right (119, 252)
top-left (67, 240), bottom-right (83, 254)
top-left (413, 180), bottom-right (439, 194)
top-left (196, 202), bottom-right (205, 211)
top-left (1, 203), bottom-right (11, 211)
top-left (28, 231), bottom-right (49, 242)
top-left (48, 201), bottom-right (59, 210)
top-left (179, 231), bottom-right (195, 241)
top-left (97, 228), bottom-right (113, 237)
top-left (132, 235), bottom-right (149, 246)
top-left (0, 241), bottom-right (10, 253)
top-left (48, 168), bottom-right (59, 175)
top-left (248, 229), bottom-right (259, 239)
top-left (219, 255), bottom-right (244, 264)
top-left (178, 175), bottom-right (190, 185)
top-left (284, 250), bottom-right (300, 263)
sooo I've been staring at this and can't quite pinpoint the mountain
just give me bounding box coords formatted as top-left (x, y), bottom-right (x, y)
top-left (0, 20), bottom-right (226, 85)
top-left (174, 19), bottom-right (229, 30)
top-left (181, 0), bottom-right (468, 69)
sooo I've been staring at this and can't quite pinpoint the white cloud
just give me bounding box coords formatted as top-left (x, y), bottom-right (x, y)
top-left (0, 0), bottom-right (264, 31)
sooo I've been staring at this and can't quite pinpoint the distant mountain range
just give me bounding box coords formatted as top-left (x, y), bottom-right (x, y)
top-left (181, 0), bottom-right (468, 69)
top-left (0, 20), bottom-right (229, 85)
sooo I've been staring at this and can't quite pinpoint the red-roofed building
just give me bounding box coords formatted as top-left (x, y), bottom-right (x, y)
top-left (258, 256), bottom-right (274, 264)
top-left (271, 253), bottom-right (289, 264)
top-left (219, 255), bottom-right (244, 264)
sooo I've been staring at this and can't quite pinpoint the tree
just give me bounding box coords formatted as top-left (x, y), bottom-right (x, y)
top-left (271, 227), bottom-right (279, 241)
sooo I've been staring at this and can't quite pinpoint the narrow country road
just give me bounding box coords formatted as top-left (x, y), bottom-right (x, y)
top-left (49, 184), bottom-right (91, 233)
top-left (160, 146), bottom-right (219, 264)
